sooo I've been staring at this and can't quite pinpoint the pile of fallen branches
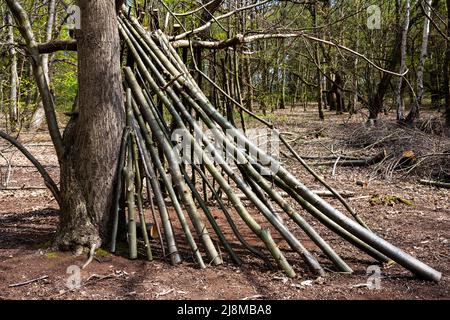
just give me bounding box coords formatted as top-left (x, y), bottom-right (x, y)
top-left (108, 13), bottom-right (442, 282)
top-left (314, 122), bottom-right (450, 182)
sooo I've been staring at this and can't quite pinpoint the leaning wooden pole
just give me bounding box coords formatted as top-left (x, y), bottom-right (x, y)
top-left (124, 67), bottom-right (295, 277)
top-left (131, 133), bottom-right (153, 261)
top-left (165, 25), bottom-right (440, 281)
top-left (119, 20), bottom-right (334, 274)
top-left (130, 99), bottom-right (202, 267)
top-left (154, 35), bottom-right (441, 281)
top-left (124, 138), bottom-right (138, 260)
top-left (117, 13), bottom-right (442, 282)
top-left (126, 72), bottom-right (223, 267)
top-left (110, 126), bottom-right (130, 253)
top-left (120, 19), bottom-right (323, 275)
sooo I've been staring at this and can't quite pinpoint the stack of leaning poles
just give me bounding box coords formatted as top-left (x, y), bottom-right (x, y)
top-left (109, 13), bottom-right (441, 282)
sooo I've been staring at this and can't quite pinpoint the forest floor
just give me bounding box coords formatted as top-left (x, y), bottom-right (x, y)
top-left (0, 105), bottom-right (449, 300)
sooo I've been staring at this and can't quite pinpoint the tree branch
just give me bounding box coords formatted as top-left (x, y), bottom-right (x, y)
top-left (5, 0), bottom-right (65, 161)
top-left (173, 0), bottom-right (223, 17)
top-left (172, 31), bottom-right (408, 77)
top-left (0, 130), bottom-right (61, 206)
top-left (171, 33), bottom-right (304, 49)
top-left (37, 39), bottom-right (77, 54)
top-left (170, 0), bottom-right (272, 41)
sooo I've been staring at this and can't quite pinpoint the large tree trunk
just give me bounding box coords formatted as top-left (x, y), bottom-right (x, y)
top-left (55, 0), bottom-right (125, 250)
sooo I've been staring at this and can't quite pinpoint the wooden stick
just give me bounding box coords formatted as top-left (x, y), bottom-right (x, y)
top-left (234, 190), bottom-right (356, 199)
top-left (419, 179), bottom-right (450, 189)
top-left (131, 133), bottom-right (153, 261)
top-left (312, 151), bottom-right (388, 167)
top-left (9, 275), bottom-right (49, 288)
top-left (110, 127), bottom-right (131, 253)
top-left (0, 130), bottom-right (61, 206)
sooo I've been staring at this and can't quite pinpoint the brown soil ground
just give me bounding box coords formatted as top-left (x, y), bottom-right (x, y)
top-left (0, 106), bottom-right (449, 300)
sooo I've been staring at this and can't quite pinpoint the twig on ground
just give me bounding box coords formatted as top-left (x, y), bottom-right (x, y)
top-left (156, 288), bottom-right (174, 298)
top-left (9, 275), bottom-right (49, 288)
top-left (332, 156), bottom-right (341, 176)
top-left (241, 294), bottom-right (264, 300)
top-left (419, 180), bottom-right (450, 189)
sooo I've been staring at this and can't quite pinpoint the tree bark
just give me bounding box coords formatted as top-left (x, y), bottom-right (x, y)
top-left (445, 0), bottom-right (450, 127)
top-left (280, 61), bottom-right (287, 109)
top-left (351, 1), bottom-right (360, 115)
top-left (311, 2), bottom-right (324, 120)
top-left (243, 54), bottom-right (254, 111)
top-left (55, 0), bottom-right (125, 250)
top-left (29, 0), bottom-right (56, 131)
top-left (42, 0), bottom-right (55, 83)
top-left (6, 11), bottom-right (19, 130)
top-left (5, 0), bottom-right (64, 159)
top-left (411, 0), bottom-right (432, 121)
top-left (395, 0), bottom-right (410, 122)
top-left (368, 7), bottom-right (403, 120)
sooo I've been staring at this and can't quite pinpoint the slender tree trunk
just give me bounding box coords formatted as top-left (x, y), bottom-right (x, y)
top-left (281, 62), bottom-right (287, 109)
top-left (55, 0), bottom-right (125, 250)
top-left (352, 2), bottom-right (360, 115)
top-left (29, 0), bottom-right (56, 131)
top-left (407, 0), bottom-right (432, 124)
top-left (0, 75), bottom-right (4, 127)
top-left (395, 0), bottom-right (410, 122)
top-left (261, 41), bottom-right (268, 113)
top-left (42, 0), bottom-right (55, 82)
top-left (445, 0), bottom-right (450, 127)
top-left (368, 3), bottom-right (403, 121)
top-left (5, 0), bottom-right (64, 159)
top-left (6, 12), bottom-right (18, 130)
top-left (292, 77), bottom-right (299, 110)
top-left (311, 3), bottom-right (324, 120)
top-left (243, 54), bottom-right (253, 112)
top-left (243, 1), bottom-right (255, 112)
top-left (24, 62), bottom-right (34, 108)
top-left (222, 56), bottom-right (235, 126)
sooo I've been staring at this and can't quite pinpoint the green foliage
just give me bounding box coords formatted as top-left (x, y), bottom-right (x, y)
top-left (45, 252), bottom-right (59, 259)
top-left (95, 248), bottom-right (110, 257)
top-left (369, 195), bottom-right (414, 206)
top-left (53, 51), bottom-right (78, 113)
top-left (1, 0), bottom-right (449, 128)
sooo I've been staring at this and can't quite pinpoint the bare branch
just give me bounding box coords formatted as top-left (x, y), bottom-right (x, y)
top-left (301, 34), bottom-right (409, 77)
top-left (5, 0), bottom-right (65, 161)
top-left (173, 0), bottom-right (222, 17)
top-left (172, 31), bottom-right (408, 77)
top-left (170, 0), bottom-right (272, 41)
top-left (0, 130), bottom-right (61, 206)
top-left (37, 39), bottom-right (77, 54)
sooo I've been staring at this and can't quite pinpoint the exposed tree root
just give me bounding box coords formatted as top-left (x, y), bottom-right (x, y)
top-left (82, 244), bottom-right (98, 270)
